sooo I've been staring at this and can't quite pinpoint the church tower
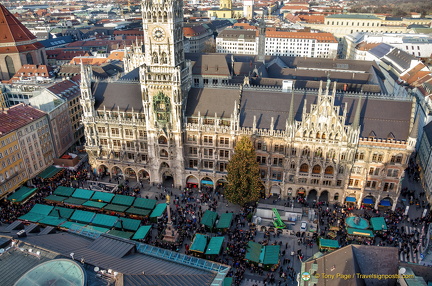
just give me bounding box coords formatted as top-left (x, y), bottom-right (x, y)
top-left (140, 0), bottom-right (191, 186)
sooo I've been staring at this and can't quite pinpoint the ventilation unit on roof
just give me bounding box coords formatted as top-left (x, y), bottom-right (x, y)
top-left (282, 80), bottom-right (293, 92)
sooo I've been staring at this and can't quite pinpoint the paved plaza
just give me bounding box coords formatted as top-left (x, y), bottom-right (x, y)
top-left (1, 161), bottom-right (431, 286)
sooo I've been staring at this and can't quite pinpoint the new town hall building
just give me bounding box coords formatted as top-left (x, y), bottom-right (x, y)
top-left (80, 0), bottom-right (418, 210)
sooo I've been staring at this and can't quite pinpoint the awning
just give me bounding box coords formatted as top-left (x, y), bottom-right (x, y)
top-left (82, 200), bottom-right (106, 209)
top-left (126, 207), bottom-right (151, 217)
top-left (319, 238), bottom-right (340, 249)
top-left (92, 214), bottom-right (118, 228)
top-left (347, 227), bottom-right (375, 237)
top-left (201, 210), bottom-right (218, 228)
top-left (201, 180), bottom-right (213, 185)
top-left (44, 195), bottom-right (67, 203)
top-left (7, 186), bottom-right (38, 203)
top-left (38, 166), bottom-right (61, 179)
top-left (370, 217), bottom-right (388, 231)
top-left (133, 198), bottom-right (157, 210)
top-left (132, 225), bottom-right (152, 240)
top-left (190, 233), bottom-right (208, 253)
top-left (216, 213), bottom-right (233, 229)
top-left (70, 210), bottom-right (95, 224)
top-left (150, 203), bottom-right (167, 218)
top-left (115, 217), bottom-right (141, 231)
top-left (363, 198), bottom-right (374, 204)
top-left (104, 204), bottom-right (129, 213)
top-left (91, 191), bottom-right (114, 203)
top-left (108, 229), bottom-right (133, 239)
top-left (72, 188), bottom-right (95, 200)
top-left (53, 186), bottom-right (75, 197)
top-left (205, 237), bottom-right (224, 255)
top-left (112, 194), bottom-right (135, 206)
top-left (379, 200), bottom-right (392, 206)
top-left (345, 196), bottom-right (356, 202)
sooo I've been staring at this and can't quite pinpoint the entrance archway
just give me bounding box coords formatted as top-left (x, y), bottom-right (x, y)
top-left (112, 166), bottom-right (123, 178)
top-left (138, 169), bottom-right (150, 180)
top-left (162, 170), bottom-right (174, 187)
top-left (379, 197), bottom-right (393, 208)
top-left (297, 187), bottom-right (306, 197)
top-left (201, 177), bottom-right (214, 189)
top-left (270, 185), bottom-right (281, 196)
top-left (319, 190), bottom-right (329, 202)
top-left (98, 164), bottom-right (108, 176)
top-left (124, 168), bottom-right (136, 180)
top-left (362, 196), bottom-right (375, 207)
top-left (186, 175), bottom-right (199, 189)
top-left (216, 179), bottom-right (227, 193)
top-left (307, 189), bottom-right (318, 203)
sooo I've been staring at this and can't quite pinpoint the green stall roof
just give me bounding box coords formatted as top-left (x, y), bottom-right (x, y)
top-left (132, 225), bottom-right (152, 240)
top-left (115, 217), bottom-right (141, 231)
top-left (18, 213), bottom-right (45, 222)
top-left (108, 229), bottom-right (134, 239)
top-left (190, 234), bottom-right (208, 253)
top-left (150, 203), bottom-right (167, 218)
top-left (53, 186), bottom-right (75, 197)
top-left (63, 197), bottom-right (86, 206)
top-left (261, 245), bottom-right (280, 265)
top-left (201, 210), bottom-right (218, 228)
top-left (347, 227), bottom-right (375, 237)
top-left (216, 213), bottom-right (233, 229)
top-left (38, 216), bottom-right (67, 226)
top-left (205, 237), bottom-right (224, 255)
top-left (104, 204), bottom-right (129, 213)
top-left (7, 186), bottom-right (38, 203)
top-left (91, 191), bottom-right (114, 203)
top-left (38, 166), bottom-right (61, 179)
top-left (59, 221), bottom-right (85, 230)
top-left (72, 188), bottom-right (95, 200)
top-left (370, 217), bottom-right (388, 231)
top-left (126, 207), bottom-right (151, 217)
top-left (112, 194), bottom-right (135, 206)
top-left (70, 210), bottom-right (95, 224)
top-left (223, 277), bottom-right (233, 286)
top-left (29, 204), bottom-right (54, 215)
top-left (319, 238), bottom-right (340, 249)
top-left (245, 241), bottom-right (261, 263)
top-left (133, 197), bottom-right (157, 210)
top-left (92, 214), bottom-right (118, 228)
top-left (44, 195), bottom-right (67, 203)
top-left (49, 207), bottom-right (74, 219)
top-left (82, 200), bottom-right (107, 209)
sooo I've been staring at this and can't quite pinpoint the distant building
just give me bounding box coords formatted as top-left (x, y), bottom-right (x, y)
top-left (0, 4), bottom-right (48, 81)
top-left (216, 28), bottom-right (338, 58)
top-left (207, 0), bottom-right (243, 19)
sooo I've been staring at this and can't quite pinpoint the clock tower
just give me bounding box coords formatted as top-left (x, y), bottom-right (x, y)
top-left (140, 0), bottom-right (191, 187)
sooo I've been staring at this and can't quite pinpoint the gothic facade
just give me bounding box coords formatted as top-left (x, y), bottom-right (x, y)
top-left (80, 0), bottom-right (417, 210)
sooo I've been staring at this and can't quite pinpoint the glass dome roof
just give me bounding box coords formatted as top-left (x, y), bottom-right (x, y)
top-left (14, 258), bottom-right (86, 286)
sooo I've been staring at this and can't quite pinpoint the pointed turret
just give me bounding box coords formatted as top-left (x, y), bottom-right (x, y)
top-left (257, 17), bottom-right (266, 63)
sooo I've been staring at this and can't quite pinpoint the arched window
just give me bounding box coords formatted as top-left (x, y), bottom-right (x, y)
top-left (26, 53), bottom-right (33, 65)
top-left (322, 133), bottom-right (326, 139)
top-left (316, 132), bottom-right (321, 139)
top-left (158, 136), bottom-right (167, 144)
top-left (325, 166), bottom-right (334, 174)
top-left (5, 56), bottom-right (15, 79)
top-left (312, 165), bottom-right (321, 174)
top-left (315, 148), bottom-right (323, 158)
top-left (160, 149), bottom-right (168, 157)
top-left (300, 164), bottom-right (309, 173)
top-left (153, 52), bottom-right (158, 64)
top-left (302, 147), bottom-right (310, 157)
top-left (161, 52), bottom-right (167, 64)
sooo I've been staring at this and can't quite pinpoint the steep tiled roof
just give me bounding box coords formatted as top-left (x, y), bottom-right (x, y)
top-left (0, 4), bottom-right (44, 54)
top-left (0, 103), bottom-right (46, 136)
top-left (9, 64), bottom-right (53, 82)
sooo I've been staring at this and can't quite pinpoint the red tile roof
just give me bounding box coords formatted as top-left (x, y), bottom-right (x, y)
top-left (265, 31), bottom-right (337, 43)
top-left (0, 4), bottom-right (44, 54)
top-left (0, 104), bottom-right (46, 136)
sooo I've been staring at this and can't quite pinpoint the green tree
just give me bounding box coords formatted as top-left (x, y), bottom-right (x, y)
top-left (225, 136), bottom-right (262, 206)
